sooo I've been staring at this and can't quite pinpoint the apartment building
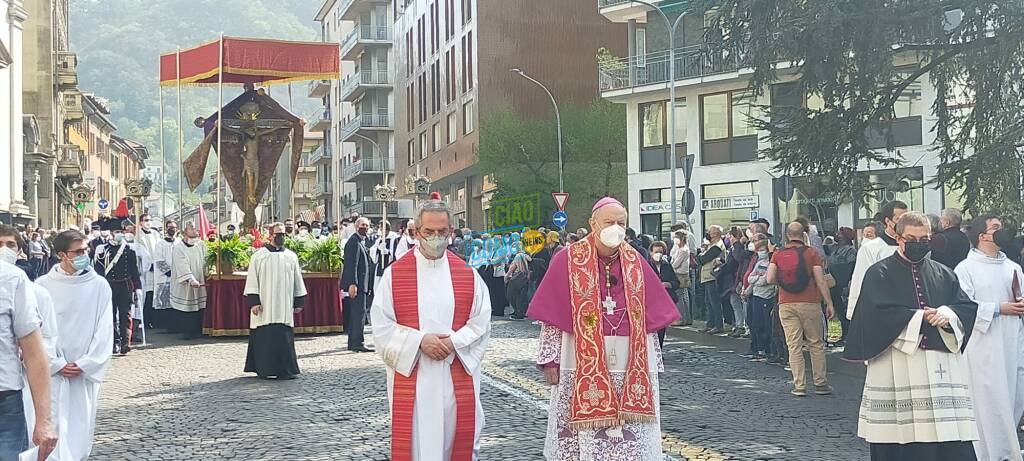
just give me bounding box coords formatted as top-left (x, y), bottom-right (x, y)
top-left (393, 0), bottom-right (624, 229)
top-left (22, 0), bottom-right (82, 228)
top-left (314, 0), bottom-right (414, 227)
top-left (597, 2), bottom-right (961, 239)
top-left (67, 94), bottom-right (146, 222)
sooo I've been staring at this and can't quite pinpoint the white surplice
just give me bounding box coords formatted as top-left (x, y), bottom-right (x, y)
top-left (34, 265), bottom-right (114, 461)
top-left (170, 240), bottom-right (206, 313)
top-left (955, 249), bottom-right (1024, 461)
top-left (858, 307), bottom-right (978, 444)
top-left (370, 249), bottom-right (492, 461)
top-left (153, 237), bottom-right (177, 311)
top-left (847, 237), bottom-right (898, 320)
top-left (134, 229), bottom-right (161, 293)
top-left (245, 248), bottom-right (306, 329)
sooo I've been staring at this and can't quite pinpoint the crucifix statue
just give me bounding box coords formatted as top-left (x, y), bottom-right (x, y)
top-left (183, 84), bottom-right (305, 232)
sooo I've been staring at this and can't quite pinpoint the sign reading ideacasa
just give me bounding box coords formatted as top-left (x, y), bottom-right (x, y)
top-left (486, 193), bottom-right (540, 233)
top-left (700, 195), bottom-right (760, 211)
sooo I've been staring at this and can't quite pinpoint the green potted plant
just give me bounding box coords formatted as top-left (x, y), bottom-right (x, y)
top-left (304, 236), bottom-right (343, 274)
top-left (205, 236), bottom-right (254, 275)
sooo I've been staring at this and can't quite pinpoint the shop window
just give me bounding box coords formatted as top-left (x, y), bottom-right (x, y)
top-left (855, 167), bottom-right (925, 227)
top-left (700, 181), bottom-right (759, 231)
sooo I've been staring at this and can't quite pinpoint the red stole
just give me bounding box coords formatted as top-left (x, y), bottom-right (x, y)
top-left (390, 250), bottom-right (476, 461)
top-left (566, 235), bottom-right (656, 429)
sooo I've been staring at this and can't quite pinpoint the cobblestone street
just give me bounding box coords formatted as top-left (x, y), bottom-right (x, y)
top-left (92, 320), bottom-right (871, 460)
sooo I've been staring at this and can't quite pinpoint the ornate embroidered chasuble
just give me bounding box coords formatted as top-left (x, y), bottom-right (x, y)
top-left (390, 251), bottom-right (476, 461)
top-left (566, 236), bottom-right (656, 429)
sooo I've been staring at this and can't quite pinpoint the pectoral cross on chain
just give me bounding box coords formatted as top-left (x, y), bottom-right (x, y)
top-left (935, 364), bottom-right (948, 381)
top-left (602, 296), bottom-right (617, 315)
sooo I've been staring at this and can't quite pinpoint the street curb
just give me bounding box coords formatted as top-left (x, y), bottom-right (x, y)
top-left (663, 323), bottom-right (868, 380)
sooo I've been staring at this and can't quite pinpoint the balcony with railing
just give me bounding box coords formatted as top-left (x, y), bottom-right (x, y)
top-left (598, 0), bottom-right (661, 22)
top-left (309, 109), bottom-right (331, 132)
top-left (312, 182), bottom-right (333, 198)
top-left (338, 0), bottom-right (387, 21)
top-left (56, 145), bottom-right (84, 181)
top-left (307, 79), bottom-right (331, 99)
top-left (342, 157), bottom-right (393, 181)
top-left (309, 145), bottom-right (331, 165)
top-left (599, 45), bottom-right (743, 95)
top-left (341, 25), bottom-right (393, 60)
top-left (56, 52), bottom-right (78, 88)
top-left (350, 198), bottom-right (399, 217)
top-left (341, 113), bottom-right (393, 141)
top-left (341, 69), bottom-right (391, 102)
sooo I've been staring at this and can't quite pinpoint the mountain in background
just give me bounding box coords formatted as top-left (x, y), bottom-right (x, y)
top-left (69, 0), bottom-right (324, 206)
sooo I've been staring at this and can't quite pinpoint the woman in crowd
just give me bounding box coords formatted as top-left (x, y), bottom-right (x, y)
top-left (825, 227), bottom-right (857, 346)
top-left (670, 229), bottom-right (693, 326)
top-left (743, 235), bottom-right (777, 360)
top-left (648, 240), bottom-right (680, 346)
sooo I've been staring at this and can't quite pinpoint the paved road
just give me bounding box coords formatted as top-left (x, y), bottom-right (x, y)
top-left (92, 320), bottom-right (871, 460)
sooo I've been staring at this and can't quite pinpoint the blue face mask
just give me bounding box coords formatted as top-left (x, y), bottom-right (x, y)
top-left (72, 254), bottom-right (91, 272)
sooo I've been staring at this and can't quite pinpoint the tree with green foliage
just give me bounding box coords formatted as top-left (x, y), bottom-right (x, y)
top-left (698, 0), bottom-right (1024, 221)
top-left (477, 100), bottom-right (627, 230)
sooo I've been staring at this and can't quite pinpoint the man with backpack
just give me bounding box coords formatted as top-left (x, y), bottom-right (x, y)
top-left (767, 222), bottom-right (835, 397)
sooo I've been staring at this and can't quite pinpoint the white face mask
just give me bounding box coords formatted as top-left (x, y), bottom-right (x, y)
top-left (652, 252), bottom-right (663, 262)
top-left (599, 225), bottom-right (626, 248)
top-left (747, 242), bottom-right (756, 252)
top-left (0, 247), bottom-right (18, 265)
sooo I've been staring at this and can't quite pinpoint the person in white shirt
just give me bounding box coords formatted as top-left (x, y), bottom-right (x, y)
top-left (955, 214), bottom-right (1024, 461)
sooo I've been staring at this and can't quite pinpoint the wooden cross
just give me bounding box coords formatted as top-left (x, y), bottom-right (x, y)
top-left (935, 364), bottom-right (948, 380)
top-left (602, 296), bottom-right (617, 315)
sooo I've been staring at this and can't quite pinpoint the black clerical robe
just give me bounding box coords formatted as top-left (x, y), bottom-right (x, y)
top-left (845, 254), bottom-right (979, 461)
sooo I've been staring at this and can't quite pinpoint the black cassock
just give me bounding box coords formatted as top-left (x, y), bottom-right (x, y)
top-left (844, 254), bottom-right (979, 461)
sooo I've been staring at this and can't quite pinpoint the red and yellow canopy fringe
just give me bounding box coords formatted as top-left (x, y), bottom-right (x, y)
top-left (159, 36), bottom-right (339, 87)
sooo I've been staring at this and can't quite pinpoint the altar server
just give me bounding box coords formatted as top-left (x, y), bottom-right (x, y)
top-left (244, 223), bottom-right (307, 380)
top-left (169, 223), bottom-right (207, 339)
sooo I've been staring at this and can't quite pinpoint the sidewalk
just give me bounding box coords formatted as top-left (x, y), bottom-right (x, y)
top-left (664, 320), bottom-right (868, 380)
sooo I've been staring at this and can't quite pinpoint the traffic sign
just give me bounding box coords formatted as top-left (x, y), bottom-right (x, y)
top-left (551, 192), bottom-right (569, 211)
top-left (552, 210), bottom-right (568, 229)
top-left (750, 210), bottom-right (759, 221)
top-left (98, 198), bottom-right (109, 210)
top-left (683, 189), bottom-right (696, 216)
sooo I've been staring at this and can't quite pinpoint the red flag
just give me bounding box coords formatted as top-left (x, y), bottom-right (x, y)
top-left (251, 226), bottom-right (263, 248)
top-left (197, 205), bottom-right (214, 239)
top-left (114, 198), bottom-right (131, 218)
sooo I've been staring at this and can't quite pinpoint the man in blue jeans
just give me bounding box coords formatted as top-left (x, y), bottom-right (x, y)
top-left (698, 225), bottom-right (726, 334)
top-left (0, 260), bottom-right (57, 459)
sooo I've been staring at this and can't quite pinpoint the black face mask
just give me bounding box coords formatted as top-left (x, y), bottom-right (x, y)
top-left (273, 234), bottom-right (286, 247)
top-left (357, 227), bottom-right (368, 236)
top-left (903, 241), bottom-right (931, 263)
top-left (993, 229), bottom-right (1017, 251)
top-left (285, 226), bottom-right (294, 234)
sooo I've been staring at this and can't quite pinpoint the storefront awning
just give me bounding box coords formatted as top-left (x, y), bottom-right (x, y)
top-left (159, 36), bottom-right (339, 87)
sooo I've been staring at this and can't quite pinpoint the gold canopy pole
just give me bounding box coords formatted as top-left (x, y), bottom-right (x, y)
top-left (216, 33), bottom-right (224, 235)
top-left (158, 64), bottom-right (166, 224)
top-left (176, 48), bottom-right (184, 223)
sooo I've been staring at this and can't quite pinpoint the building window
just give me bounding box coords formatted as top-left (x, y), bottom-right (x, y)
top-left (636, 28), bottom-right (647, 67)
top-left (445, 48), bottom-right (456, 104)
top-left (420, 132), bottom-right (428, 159)
top-left (466, 30), bottom-right (474, 91)
top-left (639, 100), bottom-right (687, 172)
top-left (407, 139), bottom-right (415, 166)
top-left (431, 61), bottom-right (441, 114)
top-left (447, 111), bottom-right (457, 143)
top-left (406, 84), bottom-right (414, 131)
top-left (418, 16), bottom-right (426, 65)
top-left (419, 73), bottom-right (428, 124)
top-left (462, 0), bottom-right (472, 24)
top-left (855, 167), bottom-right (925, 227)
top-left (461, 35), bottom-right (467, 92)
top-left (446, 0), bottom-right (455, 39)
top-left (431, 1), bottom-right (440, 53)
top-left (463, 102), bottom-right (474, 134)
top-left (406, 31), bottom-right (414, 77)
top-left (433, 123), bottom-right (442, 151)
top-left (700, 90), bottom-right (759, 166)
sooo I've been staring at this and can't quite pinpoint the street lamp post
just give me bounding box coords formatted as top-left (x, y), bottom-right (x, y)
top-left (629, 1), bottom-right (687, 225)
top-left (31, 169), bottom-right (40, 227)
top-left (510, 68), bottom-right (564, 193)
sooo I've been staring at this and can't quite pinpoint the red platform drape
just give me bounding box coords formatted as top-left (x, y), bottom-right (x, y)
top-left (202, 274), bottom-right (343, 336)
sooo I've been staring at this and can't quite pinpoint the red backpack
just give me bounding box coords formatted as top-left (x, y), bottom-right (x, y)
top-left (775, 246), bottom-right (811, 293)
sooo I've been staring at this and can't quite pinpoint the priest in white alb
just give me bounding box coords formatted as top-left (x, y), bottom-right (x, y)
top-left (169, 223), bottom-right (207, 339)
top-left (371, 196), bottom-right (491, 461)
top-left (954, 214), bottom-right (1024, 461)
top-left (35, 230), bottom-right (114, 460)
top-left (153, 220), bottom-right (178, 329)
top-left (244, 222), bottom-right (307, 380)
top-left (844, 212), bottom-right (979, 461)
top-left (527, 197), bottom-right (679, 460)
